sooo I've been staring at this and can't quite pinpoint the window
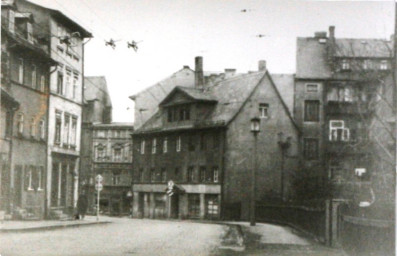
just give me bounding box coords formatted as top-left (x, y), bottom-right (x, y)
top-left (37, 167), bottom-right (44, 190)
top-left (329, 120), bottom-right (350, 142)
top-left (188, 135), bottom-right (195, 151)
top-left (113, 147), bottom-right (122, 161)
top-left (176, 136), bottom-right (181, 152)
top-left (5, 111), bottom-right (12, 137)
top-left (259, 103), bottom-right (269, 118)
top-left (199, 166), bottom-right (206, 182)
top-left (179, 107), bottom-right (190, 121)
top-left (303, 138), bottom-right (319, 160)
top-left (152, 138), bottom-right (157, 154)
top-left (362, 59), bottom-right (371, 70)
top-left (151, 168), bottom-right (156, 182)
top-left (167, 108), bottom-right (173, 122)
top-left (40, 75), bottom-right (46, 92)
top-left (213, 133), bottom-right (220, 149)
top-left (97, 130), bottom-right (105, 138)
top-left (17, 113), bottom-right (24, 134)
top-left (26, 166), bottom-right (33, 191)
top-left (139, 168), bottom-right (144, 182)
top-left (161, 168), bottom-right (166, 182)
top-left (57, 71), bottom-right (63, 94)
top-left (55, 112), bottom-right (62, 144)
top-left (380, 60), bottom-right (388, 70)
top-left (70, 117), bottom-right (77, 147)
top-left (306, 83), bottom-right (319, 92)
top-left (30, 118), bottom-right (35, 138)
top-left (163, 137), bottom-right (168, 153)
top-left (96, 145), bottom-right (105, 160)
top-left (63, 114), bottom-right (70, 145)
top-left (200, 133), bottom-right (206, 151)
top-left (31, 65), bottom-right (36, 88)
top-left (27, 22), bottom-right (33, 43)
top-left (113, 174), bottom-right (121, 185)
top-left (65, 69), bottom-right (71, 97)
top-left (18, 58), bottom-right (23, 84)
top-left (8, 10), bottom-right (15, 33)
top-left (174, 167), bottom-right (180, 181)
top-left (140, 140), bottom-right (145, 154)
top-left (72, 74), bottom-right (78, 99)
top-left (327, 86), bottom-right (355, 102)
top-left (213, 167), bottom-right (219, 183)
top-left (304, 100), bottom-right (320, 122)
top-left (39, 119), bottom-right (45, 140)
top-left (341, 59), bottom-right (350, 70)
top-left (207, 196), bottom-right (219, 217)
top-left (187, 166), bottom-right (195, 182)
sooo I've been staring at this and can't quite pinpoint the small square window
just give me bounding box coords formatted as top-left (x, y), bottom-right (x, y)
top-left (306, 84), bottom-right (318, 92)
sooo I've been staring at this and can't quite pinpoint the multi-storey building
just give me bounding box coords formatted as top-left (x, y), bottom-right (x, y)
top-left (16, 0), bottom-right (92, 218)
top-left (131, 57), bottom-right (300, 220)
top-left (91, 123), bottom-right (133, 215)
top-left (294, 26), bottom-right (394, 202)
top-left (1, 1), bottom-right (56, 219)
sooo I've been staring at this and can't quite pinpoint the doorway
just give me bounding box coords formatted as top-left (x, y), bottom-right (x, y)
top-left (170, 194), bottom-right (179, 218)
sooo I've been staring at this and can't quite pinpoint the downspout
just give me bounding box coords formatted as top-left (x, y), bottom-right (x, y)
top-left (220, 126), bottom-right (227, 220)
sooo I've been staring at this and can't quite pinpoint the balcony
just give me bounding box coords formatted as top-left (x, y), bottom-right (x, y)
top-left (326, 101), bottom-right (370, 115)
top-left (326, 139), bottom-right (371, 154)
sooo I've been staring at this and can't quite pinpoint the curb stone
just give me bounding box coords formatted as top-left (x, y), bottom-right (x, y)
top-left (0, 221), bottom-right (111, 233)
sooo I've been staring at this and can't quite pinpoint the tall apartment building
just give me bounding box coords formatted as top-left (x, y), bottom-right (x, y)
top-left (294, 26), bottom-right (394, 203)
top-left (16, 0), bottom-right (92, 218)
top-left (1, 1), bottom-right (56, 219)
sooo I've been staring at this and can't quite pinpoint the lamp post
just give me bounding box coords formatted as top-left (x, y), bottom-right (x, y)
top-left (250, 117), bottom-right (260, 226)
top-left (278, 132), bottom-right (291, 201)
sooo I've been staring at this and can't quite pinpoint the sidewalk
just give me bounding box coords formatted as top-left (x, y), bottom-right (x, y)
top-left (0, 215), bottom-right (111, 233)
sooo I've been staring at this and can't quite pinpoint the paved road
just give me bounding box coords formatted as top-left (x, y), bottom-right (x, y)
top-left (0, 217), bottom-right (346, 256)
top-left (0, 217), bottom-right (225, 256)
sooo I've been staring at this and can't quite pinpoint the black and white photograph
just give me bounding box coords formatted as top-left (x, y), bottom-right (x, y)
top-left (0, 0), bottom-right (396, 255)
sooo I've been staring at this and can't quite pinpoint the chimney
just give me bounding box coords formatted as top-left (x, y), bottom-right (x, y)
top-left (183, 65), bottom-right (190, 69)
top-left (329, 26), bottom-right (335, 40)
top-left (195, 56), bottom-right (204, 88)
top-left (314, 32), bottom-right (327, 39)
top-left (224, 68), bottom-right (236, 78)
top-left (258, 60), bottom-right (266, 71)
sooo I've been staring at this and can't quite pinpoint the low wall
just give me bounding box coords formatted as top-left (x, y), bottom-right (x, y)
top-left (256, 203), bottom-right (326, 242)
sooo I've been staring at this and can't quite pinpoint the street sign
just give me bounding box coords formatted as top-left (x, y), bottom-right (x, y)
top-left (95, 183), bottom-right (103, 191)
top-left (95, 174), bottom-right (103, 183)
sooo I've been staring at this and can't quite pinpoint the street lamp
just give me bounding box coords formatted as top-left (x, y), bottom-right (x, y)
top-left (278, 132), bottom-right (291, 201)
top-left (250, 117), bottom-right (260, 226)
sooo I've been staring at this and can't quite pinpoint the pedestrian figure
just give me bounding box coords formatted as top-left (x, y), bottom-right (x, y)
top-left (77, 193), bottom-right (88, 220)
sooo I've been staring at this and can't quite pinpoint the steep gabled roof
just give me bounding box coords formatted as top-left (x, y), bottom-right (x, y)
top-left (269, 74), bottom-right (295, 114)
top-left (135, 71), bottom-right (300, 134)
top-left (84, 76), bottom-right (112, 107)
top-left (159, 86), bottom-right (217, 106)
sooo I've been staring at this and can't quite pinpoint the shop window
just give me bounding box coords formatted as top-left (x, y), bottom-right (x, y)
top-left (188, 194), bottom-right (200, 218)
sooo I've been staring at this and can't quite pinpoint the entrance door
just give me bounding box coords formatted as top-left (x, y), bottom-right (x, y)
top-left (170, 194), bottom-right (179, 218)
top-left (51, 163), bottom-right (59, 206)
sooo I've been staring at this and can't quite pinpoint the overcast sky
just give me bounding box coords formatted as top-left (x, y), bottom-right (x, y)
top-left (29, 0), bottom-right (395, 122)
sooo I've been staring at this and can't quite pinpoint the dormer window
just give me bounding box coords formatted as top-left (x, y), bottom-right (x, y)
top-left (341, 59), bottom-right (350, 70)
top-left (179, 107), bottom-right (190, 121)
top-left (380, 60), bottom-right (388, 70)
top-left (167, 105), bottom-right (190, 122)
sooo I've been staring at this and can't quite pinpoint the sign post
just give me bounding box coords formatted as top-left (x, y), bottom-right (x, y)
top-left (95, 175), bottom-right (103, 221)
